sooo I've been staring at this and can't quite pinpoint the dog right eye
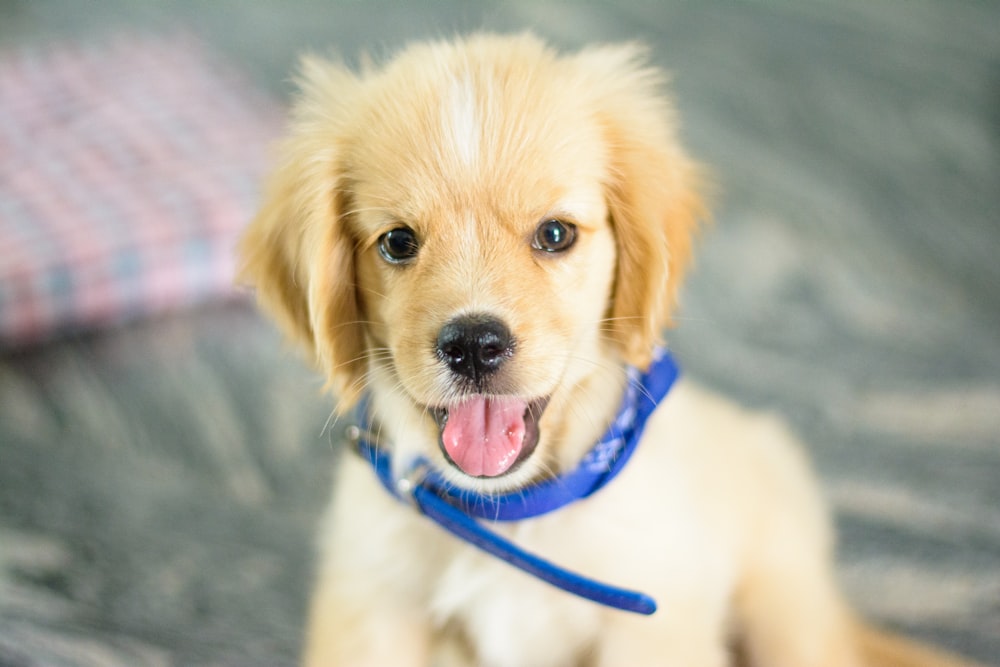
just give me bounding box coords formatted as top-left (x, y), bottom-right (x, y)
top-left (378, 227), bottom-right (420, 264)
top-left (532, 219), bottom-right (577, 253)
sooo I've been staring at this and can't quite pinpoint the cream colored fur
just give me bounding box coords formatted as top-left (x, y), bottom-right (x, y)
top-left (239, 33), bottom-right (983, 667)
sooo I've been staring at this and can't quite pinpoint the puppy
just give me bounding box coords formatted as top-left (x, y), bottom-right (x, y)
top-left (239, 33), bottom-right (983, 667)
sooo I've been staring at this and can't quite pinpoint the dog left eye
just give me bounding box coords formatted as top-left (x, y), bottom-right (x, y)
top-left (532, 219), bottom-right (577, 253)
top-left (378, 227), bottom-right (420, 264)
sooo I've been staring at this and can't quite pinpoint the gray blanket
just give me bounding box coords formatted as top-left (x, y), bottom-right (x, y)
top-left (1, 1), bottom-right (997, 665)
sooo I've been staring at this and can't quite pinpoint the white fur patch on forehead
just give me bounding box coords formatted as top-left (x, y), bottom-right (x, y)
top-left (443, 75), bottom-right (480, 167)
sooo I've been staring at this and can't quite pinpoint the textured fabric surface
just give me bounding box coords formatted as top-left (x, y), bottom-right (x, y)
top-left (0, 1), bottom-right (997, 666)
top-left (0, 34), bottom-right (280, 347)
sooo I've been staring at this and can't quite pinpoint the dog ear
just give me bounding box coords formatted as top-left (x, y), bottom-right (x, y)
top-left (237, 57), bottom-right (368, 408)
top-left (582, 44), bottom-right (707, 370)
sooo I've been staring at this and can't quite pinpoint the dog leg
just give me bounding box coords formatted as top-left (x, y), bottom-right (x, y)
top-left (594, 607), bottom-right (729, 667)
top-left (854, 621), bottom-right (989, 667)
top-left (712, 413), bottom-right (862, 667)
top-left (302, 575), bottom-right (431, 667)
top-left (302, 458), bottom-right (435, 667)
top-left (734, 560), bottom-right (862, 667)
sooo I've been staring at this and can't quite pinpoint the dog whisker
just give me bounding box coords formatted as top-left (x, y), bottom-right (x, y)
top-left (320, 408), bottom-right (343, 443)
top-left (328, 348), bottom-right (392, 377)
top-left (352, 284), bottom-right (393, 300)
top-left (329, 319), bottom-right (382, 330)
top-left (597, 314), bottom-right (651, 323)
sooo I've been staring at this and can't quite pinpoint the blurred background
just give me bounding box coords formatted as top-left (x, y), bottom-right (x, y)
top-left (1, 1), bottom-right (997, 665)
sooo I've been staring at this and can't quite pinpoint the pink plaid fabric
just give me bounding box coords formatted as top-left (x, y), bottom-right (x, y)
top-left (0, 33), bottom-right (282, 347)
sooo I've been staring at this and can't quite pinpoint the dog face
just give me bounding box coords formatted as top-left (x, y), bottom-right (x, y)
top-left (350, 140), bottom-right (617, 478)
top-left (239, 34), bottom-right (703, 488)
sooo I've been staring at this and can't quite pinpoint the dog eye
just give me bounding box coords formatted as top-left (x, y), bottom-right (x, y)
top-left (532, 219), bottom-right (577, 253)
top-left (378, 227), bottom-right (420, 264)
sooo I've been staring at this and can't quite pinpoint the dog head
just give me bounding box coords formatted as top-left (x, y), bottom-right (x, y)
top-left (239, 33), bottom-right (704, 488)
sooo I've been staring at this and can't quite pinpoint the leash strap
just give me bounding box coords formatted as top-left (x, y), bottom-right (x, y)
top-left (351, 349), bottom-right (679, 616)
top-left (412, 478), bottom-right (658, 615)
top-left (354, 436), bottom-right (657, 614)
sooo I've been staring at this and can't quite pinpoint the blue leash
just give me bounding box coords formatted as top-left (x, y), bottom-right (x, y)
top-left (349, 350), bottom-right (679, 615)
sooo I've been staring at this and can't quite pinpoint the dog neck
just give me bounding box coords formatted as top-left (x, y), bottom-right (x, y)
top-left (348, 348), bottom-right (680, 614)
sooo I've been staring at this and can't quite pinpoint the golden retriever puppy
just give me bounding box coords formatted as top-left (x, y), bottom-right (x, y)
top-left (239, 33), bottom-right (982, 667)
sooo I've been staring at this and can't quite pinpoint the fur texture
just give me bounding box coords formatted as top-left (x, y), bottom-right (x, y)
top-left (239, 33), bottom-right (983, 667)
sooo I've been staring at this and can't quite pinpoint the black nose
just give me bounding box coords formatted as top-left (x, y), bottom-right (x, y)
top-left (436, 314), bottom-right (514, 382)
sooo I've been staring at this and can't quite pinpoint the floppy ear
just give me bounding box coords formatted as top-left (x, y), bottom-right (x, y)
top-left (237, 56), bottom-right (368, 407)
top-left (583, 45), bottom-right (707, 370)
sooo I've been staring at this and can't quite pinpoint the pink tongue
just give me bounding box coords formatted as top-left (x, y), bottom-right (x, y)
top-left (441, 396), bottom-right (528, 477)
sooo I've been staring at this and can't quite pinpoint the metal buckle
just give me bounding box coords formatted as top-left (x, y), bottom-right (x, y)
top-left (344, 423), bottom-right (372, 457)
top-left (345, 422), bottom-right (429, 506)
top-left (395, 459), bottom-right (430, 505)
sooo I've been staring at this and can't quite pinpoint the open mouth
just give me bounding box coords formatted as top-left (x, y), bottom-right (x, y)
top-left (431, 396), bottom-right (549, 478)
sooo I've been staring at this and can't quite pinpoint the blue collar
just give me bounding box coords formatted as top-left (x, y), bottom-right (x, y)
top-left (349, 349), bottom-right (679, 616)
